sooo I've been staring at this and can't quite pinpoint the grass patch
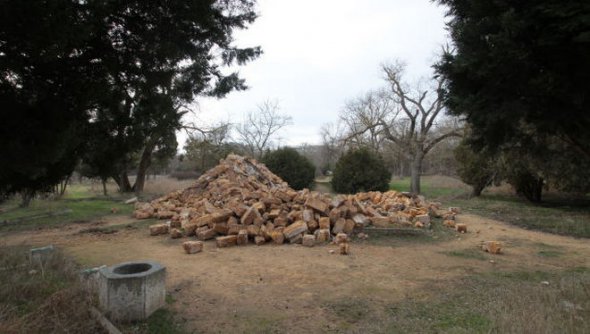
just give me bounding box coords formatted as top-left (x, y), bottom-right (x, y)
top-left (0, 187), bottom-right (134, 232)
top-left (390, 175), bottom-right (470, 201)
top-left (0, 245), bottom-right (101, 333)
top-left (447, 194), bottom-right (590, 238)
top-left (383, 268), bottom-right (590, 333)
top-left (120, 308), bottom-right (185, 334)
top-left (365, 218), bottom-right (455, 246)
top-left (538, 250), bottom-right (562, 258)
top-left (443, 248), bottom-right (487, 261)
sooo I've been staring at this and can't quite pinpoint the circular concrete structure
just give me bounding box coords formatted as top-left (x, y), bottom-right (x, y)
top-left (99, 260), bottom-right (166, 322)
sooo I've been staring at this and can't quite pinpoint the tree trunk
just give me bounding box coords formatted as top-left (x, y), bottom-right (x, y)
top-left (133, 139), bottom-right (157, 194)
top-left (101, 177), bottom-right (108, 196)
top-left (410, 154), bottom-right (424, 194)
top-left (19, 190), bottom-right (35, 208)
top-left (113, 169), bottom-right (133, 193)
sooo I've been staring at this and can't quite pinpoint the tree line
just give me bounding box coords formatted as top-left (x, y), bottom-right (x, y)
top-left (0, 0), bottom-right (261, 205)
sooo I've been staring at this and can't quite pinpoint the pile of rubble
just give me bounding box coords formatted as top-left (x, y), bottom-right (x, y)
top-left (134, 154), bottom-right (445, 251)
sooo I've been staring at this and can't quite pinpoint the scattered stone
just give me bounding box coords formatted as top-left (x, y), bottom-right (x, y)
top-left (254, 236), bottom-right (266, 246)
top-left (216, 235), bottom-right (238, 248)
top-left (110, 207), bottom-right (119, 214)
top-left (170, 228), bottom-right (183, 239)
top-left (302, 234), bottom-right (315, 247)
top-left (335, 233), bottom-right (348, 245)
top-left (315, 229), bottom-right (330, 242)
top-left (482, 241), bottom-right (503, 254)
top-left (339, 242), bottom-right (349, 255)
top-left (135, 154), bottom-right (436, 250)
top-left (124, 197), bottom-right (139, 204)
top-left (183, 241), bottom-right (203, 254)
top-left (197, 228), bottom-right (217, 241)
top-left (149, 224), bottom-right (169, 236)
top-left (237, 230), bottom-right (249, 246)
top-left (449, 207), bottom-right (461, 214)
top-left (456, 224), bottom-right (467, 233)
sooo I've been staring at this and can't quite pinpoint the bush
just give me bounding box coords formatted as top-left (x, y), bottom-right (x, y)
top-left (331, 148), bottom-right (390, 194)
top-left (262, 147), bottom-right (315, 190)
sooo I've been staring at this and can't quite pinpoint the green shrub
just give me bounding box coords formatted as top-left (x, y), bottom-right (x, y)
top-left (331, 148), bottom-right (390, 194)
top-left (262, 147), bottom-right (315, 190)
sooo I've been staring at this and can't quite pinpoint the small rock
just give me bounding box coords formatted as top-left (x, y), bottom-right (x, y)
top-left (329, 250), bottom-right (335, 254)
top-left (540, 281), bottom-right (550, 286)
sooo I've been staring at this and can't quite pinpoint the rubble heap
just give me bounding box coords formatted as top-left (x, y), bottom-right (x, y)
top-left (135, 154), bottom-right (441, 246)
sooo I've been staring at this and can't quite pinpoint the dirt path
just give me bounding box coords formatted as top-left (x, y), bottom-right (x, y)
top-left (1, 214), bottom-right (588, 332)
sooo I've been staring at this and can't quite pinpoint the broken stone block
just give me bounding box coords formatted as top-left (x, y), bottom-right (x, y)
top-left (352, 214), bottom-right (369, 227)
top-left (216, 235), bottom-right (238, 248)
top-left (482, 241), bottom-right (502, 254)
top-left (134, 210), bottom-right (152, 219)
top-left (302, 234), bottom-right (315, 247)
top-left (305, 197), bottom-right (328, 214)
top-left (449, 207), bottom-right (461, 214)
top-left (415, 214), bottom-right (431, 227)
top-left (197, 228), bottom-right (217, 241)
top-left (319, 217), bottom-right (331, 230)
top-left (339, 242), bottom-right (349, 255)
top-left (307, 219), bottom-right (319, 232)
top-left (343, 219), bottom-right (355, 234)
top-left (456, 224), bottom-right (467, 233)
top-left (283, 220), bottom-right (308, 239)
top-left (170, 228), bottom-right (183, 239)
top-left (254, 236), bottom-right (266, 246)
top-left (237, 230), bottom-right (249, 246)
top-left (315, 229), bottom-right (330, 242)
top-left (213, 222), bottom-right (229, 234)
top-left (335, 233), bottom-right (348, 245)
top-left (227, 224), bottom-right (245, 235)
top-left (246, 225), bottom-right (261, 237)
top-left (149, 224), bottom-right (169, 236)
top-left (241, 206), bottom-right (262, 225)
top-left (156, 210), bottom-right (175, 219)
top-left (183, 241), bottom-right (203, 254)
top-left (443, 220), bottom-right (456, 228)
top-left (270, 231), bottom-right (285, 245)
top-left (169, 219), bottom-right (181, 229)
top-left (332, 218), bottom-right (346, 234)
top-left (370, 216), bottom-right (391, 228)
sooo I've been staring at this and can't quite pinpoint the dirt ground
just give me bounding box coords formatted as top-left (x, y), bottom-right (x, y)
top-left (1, 214), bottom-right (589, 333)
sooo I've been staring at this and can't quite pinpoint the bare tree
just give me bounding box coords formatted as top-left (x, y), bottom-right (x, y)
top-left (342, 62), bottom-right (462, 194)
top-left (236, 100), bottom-right (293, 158)
top-left (319, 122), bottom-right (346, 173)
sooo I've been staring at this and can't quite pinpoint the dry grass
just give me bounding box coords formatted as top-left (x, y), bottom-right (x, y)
top-left (352, 268), bottom-right (590, 333)
top-left (0, 245), bottom-right (103, 333)
top-left (142, 176), bottom-right (195, 197)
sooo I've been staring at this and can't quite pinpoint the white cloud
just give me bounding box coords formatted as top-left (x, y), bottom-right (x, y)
top-left (179, 0), bottom-right (449, 149)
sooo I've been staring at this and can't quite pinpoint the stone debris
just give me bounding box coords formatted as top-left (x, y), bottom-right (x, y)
top-left (183, 241), bottom-right (203, 254)
top-left (339, 242), bottom-right (350, 255)
top-left (149, 223), bottom-right (169, 236)
top-left (482, 241), bottom-right (502, 254)
top-left (136, 154), bottom-right (437, 249)
top-left (456, 224), bottom-right (467, 233)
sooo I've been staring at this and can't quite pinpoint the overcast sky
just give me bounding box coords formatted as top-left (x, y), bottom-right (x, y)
top-left (180, 0), bottom-right (449, 149)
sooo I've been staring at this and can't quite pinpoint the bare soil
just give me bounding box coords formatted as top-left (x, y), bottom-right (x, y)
top-left (1, 214), bottom-right (588, 333)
